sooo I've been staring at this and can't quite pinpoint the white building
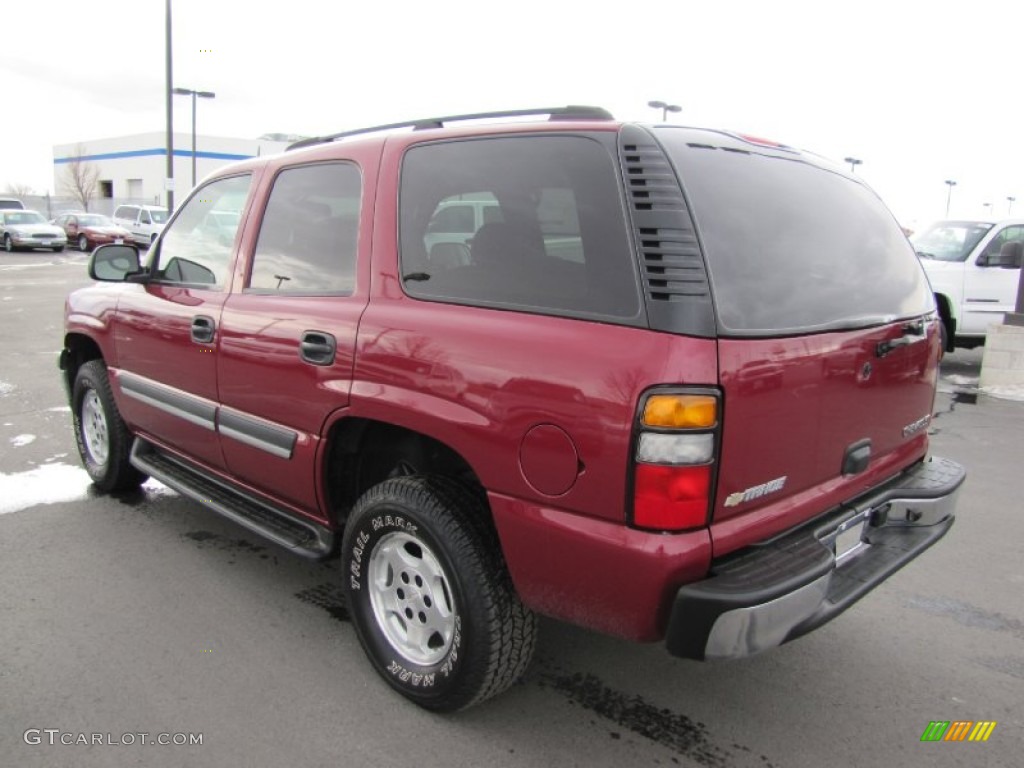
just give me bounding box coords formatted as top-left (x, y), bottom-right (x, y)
top-left (52, 132), bottom-right (292, 212)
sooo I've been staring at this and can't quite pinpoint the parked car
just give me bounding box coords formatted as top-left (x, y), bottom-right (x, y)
top-left (913, 219), bottom-right (1023, 348)
top-left (423, 196), bottom-right (502, 262)
top-left (111, 204), bottom-right (169, 247)
top-left (1, 210), bottom-right (67, 252)
top-left (0, 197), bottom-right (26, 210)
top-left (53, 212), bottom-right (133, 252)
top-left (62, 106), bottom-right (965, 712)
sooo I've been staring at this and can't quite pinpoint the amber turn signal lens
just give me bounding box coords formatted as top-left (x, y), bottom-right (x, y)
top-left (642, 395), bottom-right (717, 429)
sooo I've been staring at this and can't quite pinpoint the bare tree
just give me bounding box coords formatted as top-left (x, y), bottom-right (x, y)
top-left (61, 144), bottom-right (100, 211)
top-left (5, 182), bottom-right (34, 197)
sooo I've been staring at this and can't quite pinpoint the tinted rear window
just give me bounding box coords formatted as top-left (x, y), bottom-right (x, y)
top-left (656, 130), bottom-right (934, 335)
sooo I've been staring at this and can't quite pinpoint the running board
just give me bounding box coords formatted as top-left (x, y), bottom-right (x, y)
top-left (130, 439), bottom-right (336, 559)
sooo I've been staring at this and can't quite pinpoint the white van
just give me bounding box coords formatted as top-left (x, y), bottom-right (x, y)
top-left (914, 219), bottom-right (1023, 348)
top-left (112, 204), bottom-right (169, 247)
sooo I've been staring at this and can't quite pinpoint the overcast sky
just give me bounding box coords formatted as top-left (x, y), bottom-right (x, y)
top-left (1, 0), bottom-right (1020, 228)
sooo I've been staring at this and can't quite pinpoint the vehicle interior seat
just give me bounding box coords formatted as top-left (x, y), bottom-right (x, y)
top-left (998, 240), bottom-right (1022, 267)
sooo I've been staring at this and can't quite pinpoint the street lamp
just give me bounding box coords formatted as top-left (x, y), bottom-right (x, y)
top-left (647, 100), bottom-right (681, 122)
top-left (944, 179), bottom-right (957, 217)
top-left (844, 157), bottom-right (862, 174)
top-left (173, 87), bottom-right (216, 188)
top-left (1009, 196), bottom-right (1016, 216)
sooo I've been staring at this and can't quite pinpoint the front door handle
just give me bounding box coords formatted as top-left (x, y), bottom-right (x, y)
top-left (300, 331), bottom-right (336, 366)
top-left (191, 315), bottom-right (216, 344)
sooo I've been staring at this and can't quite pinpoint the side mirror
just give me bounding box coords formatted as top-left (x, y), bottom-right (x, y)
top-left (89, 244), bottom-right (142, 282)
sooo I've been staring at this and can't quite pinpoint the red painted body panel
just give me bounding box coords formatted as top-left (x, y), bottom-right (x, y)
top-left (111, 283), bottom-right (227, 469)
top-left (711, 321), bottom-right (940, 556)
top-left (489, 491), bottom-right (712, 641)
top-left (352, 298), bottom-right (717, 522)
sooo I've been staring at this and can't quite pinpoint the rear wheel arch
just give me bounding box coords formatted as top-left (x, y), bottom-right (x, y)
top-left (324, 417), bottom-right (486, 527)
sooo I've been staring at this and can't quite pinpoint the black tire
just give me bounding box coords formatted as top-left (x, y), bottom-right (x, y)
top-left (78, 234), bottom-right (89, 252)
top-left (342, 476), bottom-right (537, 711)
top-left (4, 233), bottom-right (14, 252)
top-left (71, 360), bottom-right (146, 492)
top-left (53, 246), bottom-right (64, 253)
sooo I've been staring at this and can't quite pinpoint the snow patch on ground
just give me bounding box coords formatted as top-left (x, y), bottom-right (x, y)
top-left (0, 464), bottom-right (93, 515)
top-left (141, 478), bottom-right (177, 498)
top-left (0, 466), bottom-right (175, 516)
top-left (10, 434), bottom-right (36, 447)
top-left (47, 406), bottom-right (72, 413)
top-left (0, 381), bottom-right (13, 396)
top-left (981, 385), bottom-right (1024, 402)
top-left (941, 374), bottom-right (979, 387)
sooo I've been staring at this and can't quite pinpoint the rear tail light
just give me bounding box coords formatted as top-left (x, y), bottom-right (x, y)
top-left (632, 389), bottom-right (719, 532)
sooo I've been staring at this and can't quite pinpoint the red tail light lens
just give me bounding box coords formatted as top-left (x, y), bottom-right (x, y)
top-left (633, 464), bottom-right (712, 531)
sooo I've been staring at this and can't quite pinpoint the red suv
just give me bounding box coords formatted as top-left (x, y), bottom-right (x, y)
top-left (61, 106), bottom-right (965, 711)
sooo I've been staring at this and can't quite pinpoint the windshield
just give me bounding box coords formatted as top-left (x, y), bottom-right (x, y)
top-left (911, 221), bottom-right (993, 262)
top-left (655, 128), bottom-right (934, 336)
top-left (5, 211), bottom-right (47, 225)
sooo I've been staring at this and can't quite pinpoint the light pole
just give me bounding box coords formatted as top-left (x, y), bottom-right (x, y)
top-left (844, 156), bottom-right (862, 174)
top-left (983, 202), bottom-right (992, 218)
top-left (647, 100), bottom-right (681, 122)
top-left (173, 87), bottom-right (216, 188)
top-left (944, 180), bottom-right (957, 217)
top-left (1009, 196), bottom-right (1016, 216)
top-left (165, 0), bottom-right (173, 212)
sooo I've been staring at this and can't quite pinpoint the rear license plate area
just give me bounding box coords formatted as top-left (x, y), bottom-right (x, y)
top-left (833, 516), bottom-right (869, 564)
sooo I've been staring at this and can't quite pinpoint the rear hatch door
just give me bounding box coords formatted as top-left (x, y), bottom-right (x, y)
top-left (655, 128), bottom-right (940, 556)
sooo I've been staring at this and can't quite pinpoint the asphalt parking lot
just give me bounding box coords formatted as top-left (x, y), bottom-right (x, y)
top-left (0, 250), bottom-right (1020, 768)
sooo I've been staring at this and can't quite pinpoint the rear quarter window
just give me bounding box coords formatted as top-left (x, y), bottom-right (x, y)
top-left (399, 135), bottom-right (643, 323)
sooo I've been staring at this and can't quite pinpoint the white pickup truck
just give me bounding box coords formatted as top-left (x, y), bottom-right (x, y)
top-left (913, 219), bottom-right (1024, 348)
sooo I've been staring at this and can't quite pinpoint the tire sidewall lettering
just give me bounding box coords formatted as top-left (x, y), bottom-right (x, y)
top-left (345, 506), bottom-right (465, 696)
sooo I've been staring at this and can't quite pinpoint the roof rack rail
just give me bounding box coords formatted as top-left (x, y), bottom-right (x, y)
top-left (286, 105), bottom-right (614, 151)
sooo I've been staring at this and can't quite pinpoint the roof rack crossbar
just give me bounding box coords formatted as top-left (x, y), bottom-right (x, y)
top-left (287, 105), bottom-right (613, 151)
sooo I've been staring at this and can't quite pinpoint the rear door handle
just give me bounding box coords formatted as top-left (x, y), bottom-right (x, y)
top-left (876, 321), bottom-right (926, 358)
top-left (191, 315), bottom-right (216, 344)
top-left (300, 331), bottom-right (336, 366)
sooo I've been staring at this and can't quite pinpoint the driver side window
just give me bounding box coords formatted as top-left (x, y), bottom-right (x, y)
top-left (983, 226), bottom-right (1024, 260)
top-left (153, 174), bottom-right (252, 287)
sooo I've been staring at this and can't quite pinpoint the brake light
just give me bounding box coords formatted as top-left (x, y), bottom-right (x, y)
top-left (632, 389), bottom-right (719, 532)
top-left (634, 465), bottom-right (712, 529)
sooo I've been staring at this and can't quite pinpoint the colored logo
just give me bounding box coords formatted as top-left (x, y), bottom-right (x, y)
top-left (920, 721), bottom-right (997, 742)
